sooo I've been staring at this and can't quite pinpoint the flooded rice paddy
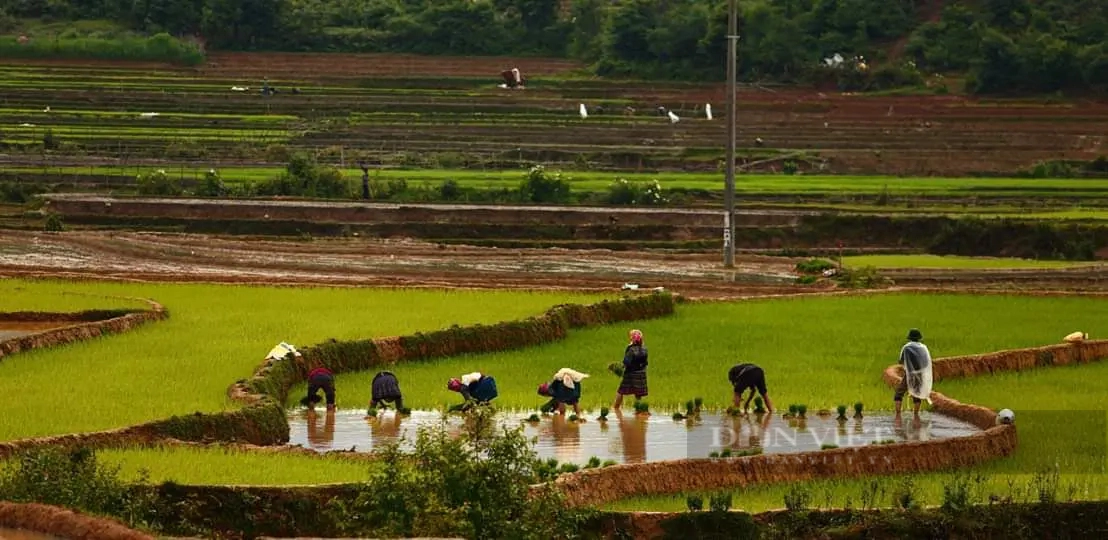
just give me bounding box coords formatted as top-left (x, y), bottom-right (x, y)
top-left (288, 408), bottom-right (982, 465)
top-left (0, 321), bottom-right (69, 341)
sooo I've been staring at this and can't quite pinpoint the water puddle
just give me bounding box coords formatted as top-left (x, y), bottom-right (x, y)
top-left (288, 409), bottom-right (982, 465)
top-left (0, 528), bottom-right (62, 540)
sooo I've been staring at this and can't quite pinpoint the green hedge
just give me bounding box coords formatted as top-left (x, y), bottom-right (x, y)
top-left (248, 292), bottom-right (676, 404)
top-left (0, 33), bottom-right (204, 65)
top-left (145, 401), bottom-right (289, 446)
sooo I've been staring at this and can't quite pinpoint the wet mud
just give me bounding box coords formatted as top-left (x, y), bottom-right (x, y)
top-left (0, 529), bottom-right (60, 540)
top-left (287, 408), bottom-right (981, 465)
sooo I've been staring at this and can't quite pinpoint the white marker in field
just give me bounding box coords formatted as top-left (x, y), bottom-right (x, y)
top-left (579, 103), bottom-right (588, 119)
top-left (668, 110), bottom-right (680, 123)
top-left (705, 103), bottom-right (712, 120)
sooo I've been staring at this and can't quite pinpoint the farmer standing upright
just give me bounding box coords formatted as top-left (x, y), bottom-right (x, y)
top-left (613, 329), bottom-right (648, 410)
top-left (894, 328), bottom-right (933, 419)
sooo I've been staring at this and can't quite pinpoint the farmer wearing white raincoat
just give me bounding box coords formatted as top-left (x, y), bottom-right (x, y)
top-left (894, 328), bottom-right (933, 418)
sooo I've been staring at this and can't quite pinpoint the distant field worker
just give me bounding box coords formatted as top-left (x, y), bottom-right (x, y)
top-left (538, 368), bottom-right (589, 416)
top-left (448, 371), bottom-right (498, 410)
top-left (613, 329), bottom-right (648, 410)
top-left (895, 328), bottom-right (933, 418)
top-left (370, 371), bottom-right (403, 410)
top-left (729, 363), bottom-right (774, 413)
top-left (301, 365), bottom-right (336, 410)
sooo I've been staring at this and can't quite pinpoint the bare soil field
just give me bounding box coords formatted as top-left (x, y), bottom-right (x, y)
top-left (1, 230), bottom-right (1103, 296)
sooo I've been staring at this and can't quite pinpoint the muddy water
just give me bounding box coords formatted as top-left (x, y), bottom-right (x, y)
top-left (287, 409), bottom-right (982, 465)
top-left (0, 528), bottom-right (61, 540)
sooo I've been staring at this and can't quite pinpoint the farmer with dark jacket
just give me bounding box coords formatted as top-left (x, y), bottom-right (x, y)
top-left (729, 363), bottom-right (774, 413)
top-left (613, 329), bottom-right (648, 410)
top-left (447, 371), bottom-right (498, 411)
top-left (370, 371), bottom-right (404, 410)
top-left (301, 365), bottom-right (336, 410)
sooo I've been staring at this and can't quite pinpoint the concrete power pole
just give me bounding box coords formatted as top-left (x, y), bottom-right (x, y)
top-left (723, 0), bottom-right (738, 268)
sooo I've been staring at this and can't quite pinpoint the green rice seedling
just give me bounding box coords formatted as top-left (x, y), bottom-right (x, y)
top-left (786, 404), bottom-right (799, 418)
top-left (607, 362), bottom-right (625, 377)
top-left (797, 404), bottom-right (808, 418)
top-left (719, 449), bottom-right (733, 458)
top-left (854, 402), bottom-right (865, 418)
top-left (586, 456), bottom-right (602, 469)
top-left (821, 444), bottom-right (839, 450)
top-left (398, 407), bottom-right (412, 416)
top-left (837, 404), bottom-right (849, 420)
top-left (686, 494), bottom-right (704, 511)
top-left (672, 412), bottom-right (685, 421)
top-left (633, 401), bottom-right (650, 415)
top-left (568, 414), bottom-right (580, 422)
top-left (365, 407), bottom-right (378, 418)
top-left (753, 396), bottom-right (765, 414)
top-left (557, 463), bottom-right (580, 474)
top-left (734, 448), bottom-right (762, 457)
top-left (526, 413), bottom-right (541, 423)
top-left (601, 460), bottom-right (617, 468)
top-left (684, 400), bottom-right (696, 415)
top-left (597, 407), bottom-right (610, 421)
top-left (693, 397), bottom-right (704, 411)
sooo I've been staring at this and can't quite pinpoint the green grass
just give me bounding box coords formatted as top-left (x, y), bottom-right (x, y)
top-left (324, 294), bottom-right (1108, 413)
top-left (96, 446), bottom-right (377, 485)
top-left (10, 166), bottom-right (1108, 199)
top-left (842, 254), bottom-right (1102, 269)
top-left (0, 279), bottom-right (605, 441)
top-left (607, 359), bottom-right (1108, 512)
top-left (0, 285), bottom-right (148, 311)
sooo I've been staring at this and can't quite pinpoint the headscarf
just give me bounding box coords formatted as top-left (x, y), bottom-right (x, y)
top-left (538, 382), bottom-right (551, 396)
top-left (447, 378), bottom-right (463, 392)
top-left (629, 329), bottom-right (643, 344)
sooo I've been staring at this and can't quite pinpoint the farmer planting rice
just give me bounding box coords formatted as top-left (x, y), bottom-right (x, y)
top-left (538, 368), bottom-right (589, 416)
top-left (612, 329), bottom-right (648, 410)
top-left (448, 371), bottom-right (498, 410)
top-left (369, 370), bottom-right (404, 410)
top-left (895, 328), bottom-right (933, 419)
top-left (301, 365), bottom-right (336, 411)
top-left (729, 363), bottom-right (774, 413)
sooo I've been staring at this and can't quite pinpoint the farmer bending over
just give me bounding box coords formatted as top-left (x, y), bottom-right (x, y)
top-left (613, 329), bottom-right (648, 410)
top-left (301, 365), bottom-right (336, 411)
top-left (729, 363), bottom-right (774, 413)
top-left (895, 328), bottom-right (933, 418)
top-left (370, 371), bottom-right (404, 410)
top-left (447, 371), bottom-right (498, 411)
top-left (539, 368), bottom-right (589, 416)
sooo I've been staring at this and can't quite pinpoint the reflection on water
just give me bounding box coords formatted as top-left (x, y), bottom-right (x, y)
top-left (0, 528), bottom-right (62, 540)
top-left (287, 409), bottom-right (978, 465)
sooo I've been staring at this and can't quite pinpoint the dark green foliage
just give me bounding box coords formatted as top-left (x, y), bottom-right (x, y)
top-left (519, 164), bottom-right (571, 204)
top-left (146, 401), bottom-right (290, 445)
top-left (324, 414), bottom-right (593, 539)
top-left (136, 169), bottom-right (184, 196)
top-left (0, 446), bottom-right (156, 524)
top-left (257, 153), bottom-right (352, 199)
top-left (0, 181), bottom-right (45, 203)
top-left (795, 258), bottom-right (835, 274)
top-left (43, 212), bottom-right (64, 232)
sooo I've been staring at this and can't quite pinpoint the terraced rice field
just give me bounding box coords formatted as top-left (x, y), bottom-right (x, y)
top-left (2, 51), bottom-right (1107, 178)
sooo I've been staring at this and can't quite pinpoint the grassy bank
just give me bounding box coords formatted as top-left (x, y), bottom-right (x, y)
top-left (0, 279), bottom-right (603, 440)
top-left (97, 446), bottom-right (375, 485)
top-left (841, 254), bottom-right (1103, 269)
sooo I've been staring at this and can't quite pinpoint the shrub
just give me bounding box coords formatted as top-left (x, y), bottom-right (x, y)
top-left (1, 181), bottom-right (45, 203)
top-left (784, 485), bottom-right (811, 512)
top-left (0, 447), bottom-right (155, 525)
top-left (258, 153), bottom-right (353, 199)
top-left (795, 258), bottom-right (836, 274)
top-left (196, 169), bottom-right (229, 197)
top-left (686, 494), bottom-right (704, 511)
top-left (708, 492), bottom-right (733, 512)
top-left (137, 169), bottom-right (184, 196)
top-left (43, 213), bottom-right (64, 232)
top-left (605, 178), bottom-right (667, 205)
top-left (439, 178), bottom-right (462, 200)
top-left (325, 409), bottom-right (591, 539)
top-left (519, 165), bottom-right (571, 204)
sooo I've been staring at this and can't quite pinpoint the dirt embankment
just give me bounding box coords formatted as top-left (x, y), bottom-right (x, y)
top-left (0, 302), bottom-right (167, 362)
top-left (0, 502), bottom-right (153, 540)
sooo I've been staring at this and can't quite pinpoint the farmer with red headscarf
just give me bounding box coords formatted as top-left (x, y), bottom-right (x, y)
top-left (538, 368), bottom-right (589, 416)
top-left (447, 371), bottom-right (498, 411)
top-left (613, 329), bottom-right (648, 410)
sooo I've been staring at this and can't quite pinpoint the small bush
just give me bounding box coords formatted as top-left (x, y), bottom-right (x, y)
top-left (795, 258), bottom-right (836, 274)
top-left (137, 169), bottom-right (184, 196)
top-left (43, 213), bottom-right (64, 232)
top-left (686, 494), bottom-right (704, 511)
top-left (708, 492), bottom-right (733, 512)
top-left (519, 165), bottom-right (571, 203)
top-left (439, 178), bottom-right (462, 200)
top-left (784, 485), bottom-right (812, 512)
top-left (196, 169), bottom-right (229, 197)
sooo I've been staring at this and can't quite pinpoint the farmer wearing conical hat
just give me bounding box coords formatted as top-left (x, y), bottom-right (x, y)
top-left (895, 328), bottom-right (933, 419)
top-left (612, 329), bottom-right (648, 410)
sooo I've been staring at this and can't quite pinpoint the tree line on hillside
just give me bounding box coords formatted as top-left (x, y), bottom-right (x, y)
top-left (2, 0), bottom-right (1106, 93)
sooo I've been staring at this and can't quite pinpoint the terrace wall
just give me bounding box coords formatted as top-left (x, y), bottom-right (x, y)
top-left (0, 502), bottom-right (154, 540)
top-left (0, 304), bottom-right (167, 361)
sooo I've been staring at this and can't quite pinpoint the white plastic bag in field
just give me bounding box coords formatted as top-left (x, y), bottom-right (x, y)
top-left (1064, 331), bottom-right (1088, 343)
top-left (266, 342), bottom-right (298, 361)
top-left (553, 368), bottom-right (590, 389)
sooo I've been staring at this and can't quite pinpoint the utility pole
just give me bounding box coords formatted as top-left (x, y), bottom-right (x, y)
top-left (723, 0), bottom-right (738, 268)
